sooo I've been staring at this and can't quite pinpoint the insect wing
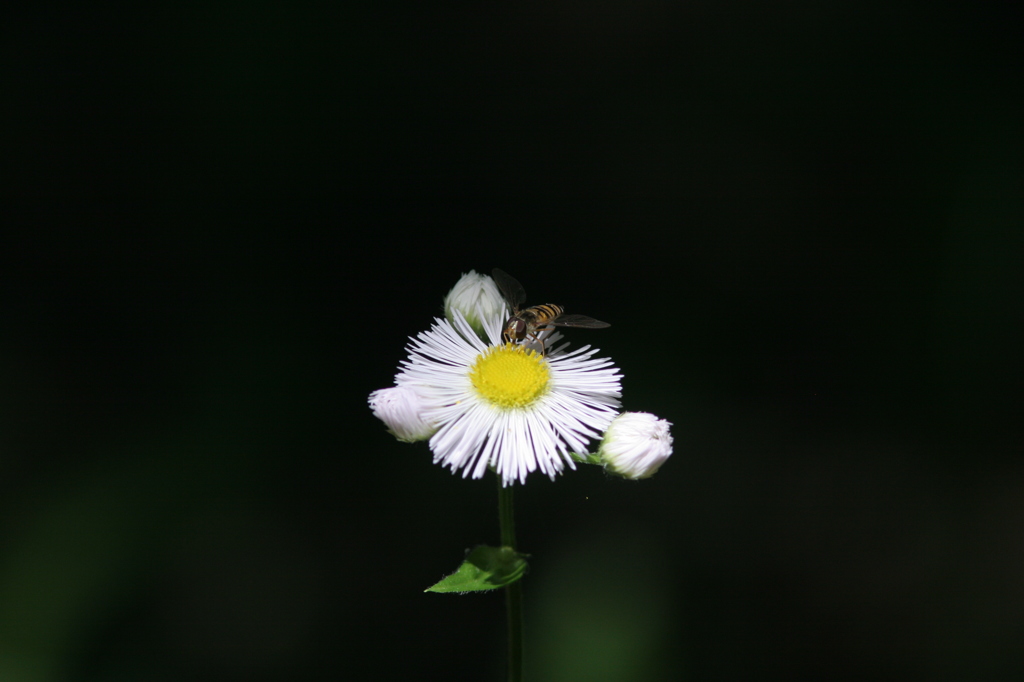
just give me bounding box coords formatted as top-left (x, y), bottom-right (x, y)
top-left (492, 268), bottom-right (527, 309)
top-left (552, 314), bottom-right (610, 329)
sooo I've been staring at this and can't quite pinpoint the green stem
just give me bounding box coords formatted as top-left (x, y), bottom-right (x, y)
top-left (498, 479), bottom-right (523, 682)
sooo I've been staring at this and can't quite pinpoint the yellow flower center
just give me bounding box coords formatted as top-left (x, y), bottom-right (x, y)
top-left (469, 343), bottom-right (550, 408)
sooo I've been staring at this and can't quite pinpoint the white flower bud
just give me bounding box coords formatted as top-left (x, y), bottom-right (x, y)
top-left (598, 412), bottom-right (673, 480)
top-left (368, 385), bottom-right (437, 442)
top-left (444, 270), bottom-right (506, 339)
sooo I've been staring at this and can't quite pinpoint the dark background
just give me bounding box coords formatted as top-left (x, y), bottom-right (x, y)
top-left (3, 2), bottom-right (1022, 680)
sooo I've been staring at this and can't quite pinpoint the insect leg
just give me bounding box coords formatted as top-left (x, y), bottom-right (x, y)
top-left (530, 325), bottom-right (557, 356)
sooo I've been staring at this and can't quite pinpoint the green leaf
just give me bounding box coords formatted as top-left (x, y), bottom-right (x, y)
top-left (425, 545), bottom-right (529, 594)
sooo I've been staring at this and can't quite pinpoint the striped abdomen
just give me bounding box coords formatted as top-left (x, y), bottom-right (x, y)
top-left (520, 304), bottom-right (564, 326)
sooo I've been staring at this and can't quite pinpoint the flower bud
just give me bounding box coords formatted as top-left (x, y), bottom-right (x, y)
top-left (368, 385), bottom-right (437, 442)
top-left (598, 412), bottom-right (673, 480)
top-left (444, 270), bottom-right (505, 339)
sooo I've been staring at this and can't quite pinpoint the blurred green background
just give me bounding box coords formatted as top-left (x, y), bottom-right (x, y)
top-left (3, 2), bottom-right (1022, 680)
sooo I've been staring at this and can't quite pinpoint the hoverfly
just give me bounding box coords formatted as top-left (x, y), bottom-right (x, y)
top-left (492, 268), bottom-right (610, 355)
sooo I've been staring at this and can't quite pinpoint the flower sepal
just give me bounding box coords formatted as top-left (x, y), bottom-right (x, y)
top-left (568, 451), bottom-right (603, 466)
top-left (425, 545), bottom-right (529, 594)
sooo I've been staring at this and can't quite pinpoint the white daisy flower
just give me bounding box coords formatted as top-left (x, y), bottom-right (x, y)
top-left (598, 412), bottom-right (674, 480)
top-left (386, 309), bottom-right (622, 486)
top-left (443, 270), bottom-right (506, 340)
